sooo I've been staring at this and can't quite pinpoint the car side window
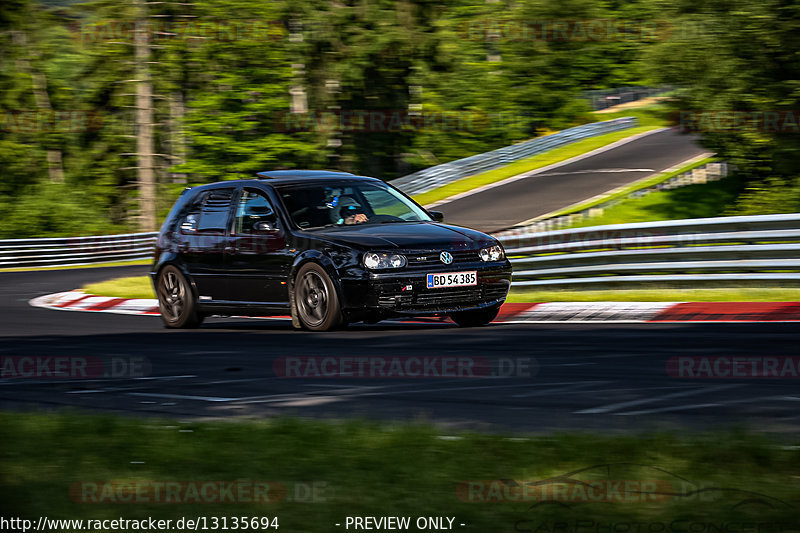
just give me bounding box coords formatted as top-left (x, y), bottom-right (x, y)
top-left (235, 188), bottom-right (278, 235)
top-left (197, 188), bottom-right (235, 234)
top-left (179, 192), bottom-right (206, 234)
top-left (180, 188), bottom-right (235, 235)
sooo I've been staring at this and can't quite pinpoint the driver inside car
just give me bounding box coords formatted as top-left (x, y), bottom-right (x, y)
top-left (333, 196), bottom-right (369, 225)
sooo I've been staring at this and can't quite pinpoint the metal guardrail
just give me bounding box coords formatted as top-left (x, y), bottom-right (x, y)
top-left (496, 213), bottom-right (800, 287)
top-left (0, 232), bottom-right (157, 268)
top-left (3, 214), bottom-right (798, 290)
top-left (392, 117), bottom-right (637, 197)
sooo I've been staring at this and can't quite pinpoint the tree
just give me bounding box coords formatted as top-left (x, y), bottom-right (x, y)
top-left (647, 0), bottom-right (800, 213)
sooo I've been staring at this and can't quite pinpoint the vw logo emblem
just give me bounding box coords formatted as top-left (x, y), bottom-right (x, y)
top-left (439, 251), bottom-right (453, 265)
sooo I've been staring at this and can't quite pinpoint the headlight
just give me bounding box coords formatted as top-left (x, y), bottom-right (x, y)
top-left (479, 244), bottom-right (504, 262)
top-left (364, 252), bottom-right (406, 269)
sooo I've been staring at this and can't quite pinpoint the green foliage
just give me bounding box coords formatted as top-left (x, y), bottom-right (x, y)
top-left (4, 412), bottom-right (800, 526)
top-left (647, 0), bottom-right (800, 213)
top-left (731, 175), bottom-right (800, 215)
top-left (0, 180), bottom-right (128, 237)
top-left (175, 0), bottom-right (323, 183)
top-left (7, 0), bottom-right (798, 237)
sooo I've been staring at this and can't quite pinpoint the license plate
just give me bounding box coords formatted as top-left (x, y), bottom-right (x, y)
top-left (426, 271), bottom-right (477, 289)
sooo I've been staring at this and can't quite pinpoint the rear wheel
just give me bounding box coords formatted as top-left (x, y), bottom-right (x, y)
top-left (156, 265), bottom-right (203, 329)
top-left (293, 263), bottom-right (344, 331)
top-left (450, 305), bottom-right (501, 328)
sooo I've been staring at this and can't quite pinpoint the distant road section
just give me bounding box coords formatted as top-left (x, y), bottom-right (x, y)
top-left (437, 129), bottom-right (707, 233)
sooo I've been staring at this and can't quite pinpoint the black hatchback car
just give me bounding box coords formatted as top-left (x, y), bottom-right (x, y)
top-left (151, 170), bottom-right (512, 330)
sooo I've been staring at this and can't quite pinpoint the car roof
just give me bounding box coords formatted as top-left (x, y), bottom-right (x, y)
top-left (187, 171), bottom-right (383, 192)
top-left (257, 170), bottom-right (384, 186)
top-left (256, 170), bottom-right (357, 180)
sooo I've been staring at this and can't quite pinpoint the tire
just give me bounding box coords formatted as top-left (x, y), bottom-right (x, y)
top-left (450, 304), bottom-right (501, 328)
top-left (156, 265), bottom-right (204, 329)
top-left (293, 262), bottom-right (344, 331)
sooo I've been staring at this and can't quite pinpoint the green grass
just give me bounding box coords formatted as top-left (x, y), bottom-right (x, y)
top-left (541, 156), bottom-right (717, 221)
top-left (589, 103), bottom-right (673, 129)
top-left (563, 172), bottom-right (745, 229)
top-left (507, 287), bottom-right (800, 303)
top-left (82, 275), bottom-right (155, 299)
top-left (0, 258), bottom-right (150, 273)
top-left (1, 412), bottom-right (798, 526)
top-left (0, 413), bottom-right (800, 531)
top-left (411, 125), bottom-right (661, 206)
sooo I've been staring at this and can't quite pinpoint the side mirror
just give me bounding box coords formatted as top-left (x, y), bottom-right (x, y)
top-left (428, 210), bottom-right (444, 222)
top-left (253, 220), bottom-right (279, 233)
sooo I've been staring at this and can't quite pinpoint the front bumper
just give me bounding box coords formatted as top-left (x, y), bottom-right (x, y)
top-left (339, 261), bottom-right (512, 317)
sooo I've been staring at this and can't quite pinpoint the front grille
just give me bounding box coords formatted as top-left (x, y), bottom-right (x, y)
top-left (484, 285), bottom-right (509, 300)
top-left (414, 287), bottom-right (482, 306)
top-left (378, 294), bottom-right (413, 307)
top-left (406, 249), bottom-right (479, 267)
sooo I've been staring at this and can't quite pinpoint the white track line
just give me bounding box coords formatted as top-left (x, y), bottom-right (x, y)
top-left (512, 380), bottom-right (609, 398)
top-left (617, 403), bottom-right (720, 416)
top-left (574, 384), bottom-right (740, 414)
top-left (619, 394), bottom-right (796, 416)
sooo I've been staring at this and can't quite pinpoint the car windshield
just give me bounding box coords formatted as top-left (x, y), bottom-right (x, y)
top-left (276, 181), bottom-right (432, 229)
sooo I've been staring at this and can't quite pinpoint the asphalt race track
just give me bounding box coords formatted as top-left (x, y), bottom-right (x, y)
top-left (438, 129), bottom-right (708, 232)
top-left (3, 266), bottom-right (800, 435)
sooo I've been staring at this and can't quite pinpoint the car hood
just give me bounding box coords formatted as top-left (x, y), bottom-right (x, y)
top-left (312, 222), bottom-right (495, 250)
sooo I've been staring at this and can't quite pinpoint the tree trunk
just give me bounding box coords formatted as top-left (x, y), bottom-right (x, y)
top-left (168, 91), bottom-right (187, 184)
top-left (135, 0), bottom-right (157, 232)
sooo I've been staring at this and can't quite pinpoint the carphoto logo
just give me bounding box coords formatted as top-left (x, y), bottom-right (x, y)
top-left (676, 110), bottom-right (800, 133)
top-left (457, 19), bottom-right (671, 42)
top-left (0, 110), bottom-right (104, 133)
top-left (273, 356), bottom-right (536, 379)
top-left (0, 356), bottom-right (150, 379)
top-left (667, 356), bottom-right (800, 379)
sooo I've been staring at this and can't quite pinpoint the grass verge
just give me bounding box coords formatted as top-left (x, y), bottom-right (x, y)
top-left (561, 172), bottom-right (745, 229)
top-left (2, 412), bottom-right (798, 526)
top-left (0, 258), bottom-right (150, 273)
top-left (411, 125), bottom-right (660, 206)
top-left (537, 156), bottom-right (716, 222)
top-left (82, 275), bottom-right (155, 299)
top-left (84, 276), bottom-right (800, 303)
top-left (507, 287), bottom-right (800, 303)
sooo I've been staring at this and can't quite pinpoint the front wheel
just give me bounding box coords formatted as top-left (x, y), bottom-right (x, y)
top-left (156, 265), bottom-right (203, 329)
top-left (450, 305), bottom-right (501, 328)
top-left (293, 263), bottom-right (344, 331)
